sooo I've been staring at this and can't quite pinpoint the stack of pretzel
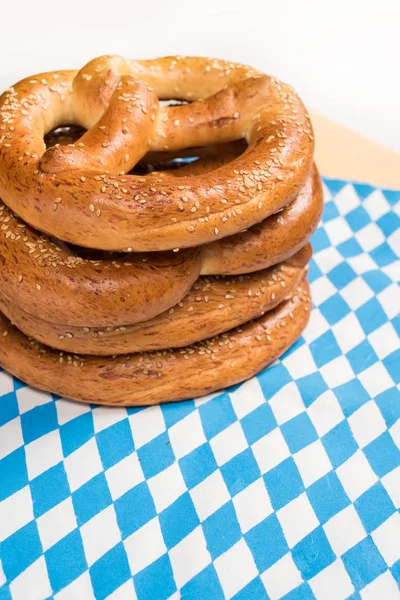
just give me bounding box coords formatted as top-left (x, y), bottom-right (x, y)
top-left (0, 55), bottom-right (322, 406)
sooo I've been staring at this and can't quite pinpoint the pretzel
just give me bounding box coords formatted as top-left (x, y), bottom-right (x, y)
top-left (0, 277), bottom-right (311, 406)
top-left (0, 55), bottom-right (314, 252)
top-left (0, 161), bottom-right (320, 326)
top-left (0, 245), bottom-right (310, 355)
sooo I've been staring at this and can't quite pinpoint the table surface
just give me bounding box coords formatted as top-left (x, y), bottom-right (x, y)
top-left (312, 113), bottom-right (400, 189)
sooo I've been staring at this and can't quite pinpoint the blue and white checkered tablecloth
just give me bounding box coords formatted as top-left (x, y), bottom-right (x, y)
top-left (0, 179), bottom-right (399, 600)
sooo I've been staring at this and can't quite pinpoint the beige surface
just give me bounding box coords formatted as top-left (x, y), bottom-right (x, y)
top-left (311, 113), bottom-right (400, 189)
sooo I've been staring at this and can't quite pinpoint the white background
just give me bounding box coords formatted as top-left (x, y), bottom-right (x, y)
top-left (2, 0), bottom-right (400, 152)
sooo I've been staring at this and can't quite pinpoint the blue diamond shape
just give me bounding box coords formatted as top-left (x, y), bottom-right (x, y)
top-left (45, 529), bottom-right (87, 594)
top-left (203, 501), bottom-right (241, 559)
top-left (60, 412), bottom-right (94, 457)
top-left (179, 443), bottom-right (218, 488)
top-left (264, 457), bottom-right (304, 511)
top-left (221, 448), bottom-right (261, 496)
top-left (342, 538), bottom-right (386, 589)
top-left (115, 482), bottom-right (156, 539)
top-left (292, 527), bottom-right (335, 579)
top-left (31, 462), bottom-right (70, 518)
top-left (245, 514), bottom-right (289, 572)
top-left (96, 418), bottom-right (134, 470)
top-left (1, 521), bottom-right (42, 581)
top-left (72, 473), bottom-right (112, 526)
top-left (199, 392), bottom-right (237, 439)
top-left (308, 471), bottom-right (350, 524)
top-left (137, 431), bottom-right (175, 479)
top-left (159, 492), bottom-right (199, 548)
top-left (90, 543), bottom-right (130, 600)
top-left (134, 554), bottom-right (176, 600)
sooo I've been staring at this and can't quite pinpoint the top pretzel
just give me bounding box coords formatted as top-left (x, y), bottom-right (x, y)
top-left (0, 55), bottom-right (314, 252)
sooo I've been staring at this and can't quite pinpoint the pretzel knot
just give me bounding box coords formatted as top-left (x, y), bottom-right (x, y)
top-left (0, 55), bottom-right (314, 251)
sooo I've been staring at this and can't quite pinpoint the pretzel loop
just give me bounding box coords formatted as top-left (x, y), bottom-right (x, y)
top-left (0, 55), bottom-right (315, 251)
top-left (40, 75), bottom-right (159, 174)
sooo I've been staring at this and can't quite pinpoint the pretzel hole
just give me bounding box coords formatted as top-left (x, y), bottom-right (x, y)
top-left (44, 125), bottom-right (247, 177)
top-left (44, 125), bottom-right (86, 148)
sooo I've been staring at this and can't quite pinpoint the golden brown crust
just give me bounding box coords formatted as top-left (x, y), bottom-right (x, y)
top-left (202, 165), bottom-right (322, 274)
top-left (0, 164), bottom-right (320, 326)
top-left (0, 277), bottom-right (311, 406)
top-left (0, 55), bottom-right (314, 252)
top-left (0, 245), bottom-right (310, 354)
top-left (0, 199), bottom-right (201, 326)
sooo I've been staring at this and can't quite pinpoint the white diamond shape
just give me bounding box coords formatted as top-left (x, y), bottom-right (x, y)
top-left (348, 253), bottom-right (378, 276)
top-left (105, 453), bottom-right (144, 502)
top-left (230, 378), bottom-right (265, 420)
top-left (313, 247), bottom-right (343, 274)
top-left (0, 417), bottom-right (23, 460)
top-left (320, 356), bottom-right (354, 388)
top-left (269, 382), bottom-right (305, 425)
top-left (148, 462), bottom-right (187, 513)
top-left (168, 410), bottom-right (206, 459)
top-left (371, 512), bottom-right (400, 566)
top-left (9, 557), bottom-right (51, 600)
top-left (129, 406), bottom-right (166, 449)
top-left (54, 572), bottom-right (95, 600)
top-left (363, 190), bottom-right (391, 221)
top-left (323, 505), bottom-right (366, 556)
top-left (277, 493), bottom-right (319, 548)
top-left (336, 450), bottom-right (378, 502)
top-left (16, 387), bottom-right (52, 415)
top-left (37, 497), bottom-right (77, 551)
top-left (307, 390), bottom-right (344, 437)
top-left (81, 505), bottom-right (121, 566)
top-left (209, 421), bottom-right (248, 466)
top-left (214, 539), bottom-right (258, 599)
top-left (310, 276), bottom-right (337, 306)
top-left (294, 440), bottom-right (333, 487)
top-left (340, 278), bottom-right (374, 311)
top-left (0, 370), bottom-right (14, 395)
top-left (25, 430), bottom-right (63, 480)
top-left (358, 363), bottom-right (394, 397)
top-left (332, 312), bottom-right (366, 354)
top-left (56, 398), bottom-right (91, 426)
top-left (324, 217), bottom-right (353, 246)
top-left (357, 223), bottom-right (385, 252)
top-left (309, 559), bottom-right (354, 600)
top-left (368, 322), bottom-right (400, 359)
top-left (64, 438), bottom-right (102, 493)
top-left (92, 406), bottom-right (128, 433)
top-left (190, 470), bottom-right (231, 522)
top-left (360, 571), bottom-right (399, 600)
top-left (169, 526), bottom-right (211, 589)
top-left (348, 401), bottom-right (386, 448)
top-left (0, 486), bottom-right (34, 542)
top-left (252, 428), bottom-right (290, 474)
top-left (302, 308), bottom-right (330, 344)
top-left (377, 283), bottom-right (400, 320)
top-left (283, 344), bottom-right (317, 379)
top-left (334, 184), bottom-right (360, 216)
top-left (233, 479), bottom-right (273, 534)
top-left (382, 466), bottom-right (400, 509)
top-left (124, 517), bottom-right (166, 575)
top-left (261, 553), bottom-right (302, 599)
